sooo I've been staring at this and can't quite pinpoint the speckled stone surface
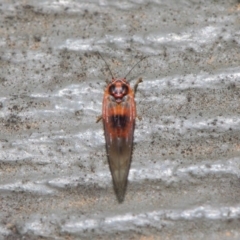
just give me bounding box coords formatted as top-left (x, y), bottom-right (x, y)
top-left (0, 0), bottom-right (240, 239)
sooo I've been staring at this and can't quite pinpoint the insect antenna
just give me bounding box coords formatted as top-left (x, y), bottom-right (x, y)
top-left (97, 52), bottom-right (115, 79)
top-left (124, 56), bottom-right (148, 79)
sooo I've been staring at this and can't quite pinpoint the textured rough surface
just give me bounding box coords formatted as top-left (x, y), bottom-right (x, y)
top-left (0, 0), bottom-right (240, 239)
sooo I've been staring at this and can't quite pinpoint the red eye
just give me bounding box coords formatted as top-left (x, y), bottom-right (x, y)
top-left (109, 85), bottom-right (116, 94)
top-left (121, 85), bottom-right (128, 94)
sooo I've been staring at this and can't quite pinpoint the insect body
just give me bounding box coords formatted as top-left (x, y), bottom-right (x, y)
top-left (97, 53), bottom-right (144, 203)
top-left (102, 78), bottom-right (141, 202)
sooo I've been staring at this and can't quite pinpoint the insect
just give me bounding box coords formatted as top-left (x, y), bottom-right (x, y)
top-left (97, 53), bottom-right (146, 203)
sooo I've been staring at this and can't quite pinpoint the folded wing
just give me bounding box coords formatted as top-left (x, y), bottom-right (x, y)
top-left (103, 95), bottom-right (136, 203)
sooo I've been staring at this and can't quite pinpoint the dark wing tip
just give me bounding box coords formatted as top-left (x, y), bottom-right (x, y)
top-left (114, 180), bottom-right (128, 203)
top-left (109, 155), bottom-right (130, 203)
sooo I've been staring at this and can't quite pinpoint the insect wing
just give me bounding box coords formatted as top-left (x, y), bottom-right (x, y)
top-left (103, 94), bottom-right (135, 202)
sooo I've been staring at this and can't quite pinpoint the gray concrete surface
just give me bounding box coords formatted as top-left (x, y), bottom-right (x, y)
top-left (0, 0), bottom-right (240, 239)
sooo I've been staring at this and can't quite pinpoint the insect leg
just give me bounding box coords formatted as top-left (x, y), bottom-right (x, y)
top-left (136, 115), bottom-right (142, 121)
top-left (133, 77), bottom-right (143, 94)
top-left (96, 115), bottom-right (102, 123)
